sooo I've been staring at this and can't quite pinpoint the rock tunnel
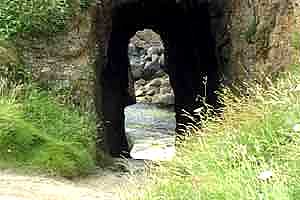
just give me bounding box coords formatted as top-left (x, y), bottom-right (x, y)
top-left (98, 0), bottom-right (221, 157)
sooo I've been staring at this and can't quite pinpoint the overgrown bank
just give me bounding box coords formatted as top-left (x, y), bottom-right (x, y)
top-left (0, 80), bottom-right (98, 178)
top-left (0, 0), bottom-right (94, 39)
top-left (141, 67), bottom-right (300, 200)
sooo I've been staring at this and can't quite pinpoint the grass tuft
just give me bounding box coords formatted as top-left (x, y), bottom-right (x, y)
top-left (0, 80), bottom-right (98, 177)
top-left (140, 70), bottom-right (300, 200)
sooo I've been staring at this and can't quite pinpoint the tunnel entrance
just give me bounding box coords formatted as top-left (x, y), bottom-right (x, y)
top-left (100, 1), bottom-right (220, 157)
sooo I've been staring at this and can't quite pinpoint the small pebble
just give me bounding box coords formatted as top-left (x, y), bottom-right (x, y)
top-left (257, 170), bottom-right (273, 181)
top-left (293, 124), bottom-right (300, 132)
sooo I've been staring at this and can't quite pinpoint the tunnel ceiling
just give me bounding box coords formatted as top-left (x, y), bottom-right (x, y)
top-left (111, 0), bottom-right (214, 35)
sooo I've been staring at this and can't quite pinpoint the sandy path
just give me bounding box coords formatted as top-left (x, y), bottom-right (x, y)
top-left (0, 167), bottom-right (147, 200)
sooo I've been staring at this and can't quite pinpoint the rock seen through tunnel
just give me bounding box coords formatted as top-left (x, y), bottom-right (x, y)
top-left (128, 29), bottom-right (174, 106)
top-left (125, 29), bottom-right (176, 160)
top-left (99, 0), bottom-right (220, 158)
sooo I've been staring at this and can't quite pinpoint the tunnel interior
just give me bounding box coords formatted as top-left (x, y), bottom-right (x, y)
top-left (101, 0), bottom-right (220, 157)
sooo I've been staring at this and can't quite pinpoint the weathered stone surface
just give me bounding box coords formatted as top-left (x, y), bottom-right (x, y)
top-left (134, 74), bottom-right (174, 105)
top-left (135, 89), bottom-right (144, 97)
top-left (152, 93), bottom-right (175, 105)
top-left (130, 29), bottom-right (163, 49)
top-left (213, 0), bottom-right (299, 82)
top-left (147, 78), bottom-right (162, 87)
top-left (13, 3), bottom-right (98, 109)
top-left (129, 30), bottom-right (166, 81)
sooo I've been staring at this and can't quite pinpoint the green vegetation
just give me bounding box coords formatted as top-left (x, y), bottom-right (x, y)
top-left (141, 70), bottom-right (300, 199)
top-left (0, 79), bottom-right (98, 177)
top-left (80, 0), bottom-right (94, 10)
top-left (0, 63), bottom-right (29, 84)
top-left (0, 0), bottom-right (94, 39)
top-left (0, 0), bottom-right (100, 177)
top-left (0, 0), bottom-right (71, 39)
top-left (244, 15), bottom-right (257, 43)
top-left (292, 32), bottom-right (300, 50)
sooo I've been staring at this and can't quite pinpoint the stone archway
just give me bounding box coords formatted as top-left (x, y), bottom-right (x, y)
top-left (99, 0), bottom-right (220, 157)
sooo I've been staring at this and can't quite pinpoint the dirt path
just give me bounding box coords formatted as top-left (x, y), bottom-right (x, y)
top-left (0, 163), bottom-right (147, 200)
top-left (0, 104), bottom-right (176, 200)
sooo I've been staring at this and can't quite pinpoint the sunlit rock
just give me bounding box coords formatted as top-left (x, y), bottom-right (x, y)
top-left (257, 170), bottom-right (273, 181)
top-left (130, 143), bottom-right (175, 161)
top-left (293, 124), bottom-right (300, 132)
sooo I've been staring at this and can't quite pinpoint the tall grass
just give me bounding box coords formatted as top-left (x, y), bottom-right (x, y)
top-left (141, 70), bottom-right (300, 200)
top-left (0, 78), bottom-right (98, 178)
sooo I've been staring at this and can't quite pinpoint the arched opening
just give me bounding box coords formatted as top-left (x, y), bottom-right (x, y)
top-left (100, 1), bottom-right (220, 157)
top-left (125, 29), bottom-right (176, 160)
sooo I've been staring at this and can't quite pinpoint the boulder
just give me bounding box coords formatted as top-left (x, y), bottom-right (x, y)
top-left (152, 93), bottom-right (175, 105)
top-left (160, 87), bottom-right (172, 95)
top-left (143, 60), bottom-right (161, 80)
top-left (135, 89), bottom-right (145, 97)
top-left (147, 46), bottom-right (164, 57)
top-left (159, 54), bottom-right (165, 68)
top-left (135, 79), bottom-right (146, 87)
top-left (146, 89), bottom-right (156, 96)
top-left (148, 78), bottom-right (162, 87)
top-left (131, 62), bottom-right (145, 80)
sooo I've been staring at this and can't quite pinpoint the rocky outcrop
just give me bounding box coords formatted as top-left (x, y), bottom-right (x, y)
top-left (212, 0), bottom-right (299, 82)
top-left (135, 76), bottom-right (174, 106)
top-left (28, 7), bottom-right (96, 108)
top-left (1, 0), bottom-right (299, 158)
top-left (1, 2), bottom-right (99, 109)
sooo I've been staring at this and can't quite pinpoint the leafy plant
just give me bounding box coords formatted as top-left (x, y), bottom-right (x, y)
top-left (292, 32), bottom-right (300, 50)
top-left (244, 15), bottom-right (258, 43)
top-left (0, 0), bottom-right (72, 39)
top-left (80, 0), bottom-right (94, 10)
top-left (0, 64), bottom-right (30, 84)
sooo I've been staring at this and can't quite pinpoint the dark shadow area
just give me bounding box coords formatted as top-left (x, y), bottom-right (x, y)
top-left (101, 0), bottom-right (220, 157)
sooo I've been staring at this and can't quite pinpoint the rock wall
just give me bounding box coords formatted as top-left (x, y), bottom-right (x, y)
top-left (0, 0), bottom-right (100, 110)
top-left (213, 0), bottom-right (299, 83)
top-left (5, 2), bottom-right (99, 110)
